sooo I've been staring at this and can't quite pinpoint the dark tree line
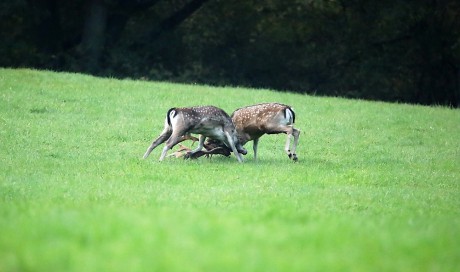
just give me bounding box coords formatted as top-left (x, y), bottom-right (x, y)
top-left (1, 0), bottom-right (459, 107)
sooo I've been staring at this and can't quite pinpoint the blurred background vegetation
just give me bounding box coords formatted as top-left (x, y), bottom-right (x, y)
top-left (1, 0), bottom-right (459, 107)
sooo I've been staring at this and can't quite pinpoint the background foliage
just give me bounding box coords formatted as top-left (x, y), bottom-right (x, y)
top-left (1, 0), bottom-right (459, 106)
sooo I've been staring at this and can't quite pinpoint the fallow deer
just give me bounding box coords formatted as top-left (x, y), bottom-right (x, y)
top-left (142, 106), bottom-right (247, 162)
top-left (231, 103), bottom-right (300, 161)
top-left (191, 103), bottom-right (300, 161)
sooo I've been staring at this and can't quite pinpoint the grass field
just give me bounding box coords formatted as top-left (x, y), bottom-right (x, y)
top-left (1, 68), bottom-right (459, 271)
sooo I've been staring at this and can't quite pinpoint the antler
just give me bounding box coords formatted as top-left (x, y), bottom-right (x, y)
top-left (166, 144), bottom-right (193, 158)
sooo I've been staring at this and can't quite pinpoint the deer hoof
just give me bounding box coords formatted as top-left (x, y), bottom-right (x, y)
top-left (292, 154), bottom-right (298, 162)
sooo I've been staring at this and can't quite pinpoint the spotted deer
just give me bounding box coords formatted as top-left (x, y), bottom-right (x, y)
top-left (231, 103), bottom-right (300, 161)
top-left (142, 106), bottom-right (247, 162)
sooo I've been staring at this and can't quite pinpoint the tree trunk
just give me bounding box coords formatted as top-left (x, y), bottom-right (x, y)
top-left (80, 0), bottom-right (108, 73)
top-left (150, 0), bottom-right (210, 39)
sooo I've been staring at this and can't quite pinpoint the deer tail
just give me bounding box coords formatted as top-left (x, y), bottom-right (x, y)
top-left (166, 108), bottom-right (177, 126)
top-left (285, 107), bottom-right (296, 124)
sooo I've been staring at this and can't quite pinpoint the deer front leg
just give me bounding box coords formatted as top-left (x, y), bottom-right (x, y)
top-left (253, 138), bottom-right (259, 161)
top-left (224, 131), bottom-right (244, 163)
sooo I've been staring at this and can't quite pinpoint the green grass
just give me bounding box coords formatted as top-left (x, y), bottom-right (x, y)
top-left (1, 68), bottom-right (459, 271)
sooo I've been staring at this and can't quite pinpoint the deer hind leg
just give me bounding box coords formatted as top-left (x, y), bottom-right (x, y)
top-left (284, 126), bottom-right (300, 161)
top-left (143, 125), bottom-right (172, 159)
top-left (284, 132), bottom-right (293, 158)
top-left (290, 128), bottom-right (300, 161)
top-left (159, 129), bottom-right (188, 161)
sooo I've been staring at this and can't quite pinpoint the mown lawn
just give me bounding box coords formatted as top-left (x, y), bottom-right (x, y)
top-left (1, 68), bottom-right (459, 271)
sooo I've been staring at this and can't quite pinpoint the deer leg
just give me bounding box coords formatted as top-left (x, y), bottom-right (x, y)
top-left (283, 126), bottom-right (300, 161)
top-left (290, 128), bottom-right (300, 161)
top-left (284, 131), bottom-right (293, 159)
top-left (282, 125), bottom-right (300, 161)
top-left (159, 130), bottom-right (187, 161)
top-left (143, 128), bottom-right (172, 159)
top-left (190, 135), bottom-right (206, 154)
top-left (184, 135), bottom-right (206, 159)
top-left (253, 138), bottom-right (259, 161)
top-left (224, 131), bottom-right (243, 163)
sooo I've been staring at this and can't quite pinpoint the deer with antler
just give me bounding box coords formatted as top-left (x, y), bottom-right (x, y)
top-left (190, 103), bottom-right (300, 161)
top-left (143, 106), bottom-right (247, 162)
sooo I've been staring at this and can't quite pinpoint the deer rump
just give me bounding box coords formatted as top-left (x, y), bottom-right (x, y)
top-left (188, 103), bottom-right (299, 161)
